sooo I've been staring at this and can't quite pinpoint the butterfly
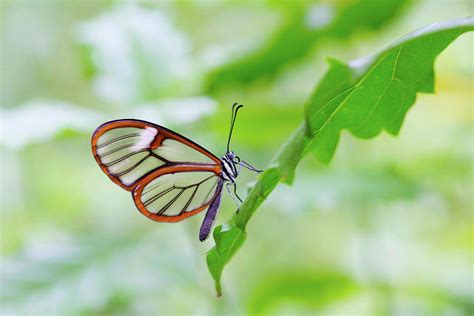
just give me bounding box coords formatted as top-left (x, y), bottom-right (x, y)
top-left (91, 103), bottom-right (261, 241)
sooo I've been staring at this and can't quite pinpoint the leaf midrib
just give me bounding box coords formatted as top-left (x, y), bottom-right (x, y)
top-left (351, 46), bottom-right (403, 133)
top-left (307, 51), bottom-right (390, 138)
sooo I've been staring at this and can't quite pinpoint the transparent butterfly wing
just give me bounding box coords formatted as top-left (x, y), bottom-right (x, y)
top-left (132, 167), bottom-right (222, 222)
top-left (92, 119), bottom-right (220, 190)
top-left (92, 119), bottom-right (224, 222)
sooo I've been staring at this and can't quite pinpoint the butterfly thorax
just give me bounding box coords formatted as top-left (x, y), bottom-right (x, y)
top-left (221, 152), bottom-right (239, 183)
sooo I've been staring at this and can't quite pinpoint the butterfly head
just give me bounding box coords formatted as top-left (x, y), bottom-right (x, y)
top-left (225, 151), bottom-right (240, 163)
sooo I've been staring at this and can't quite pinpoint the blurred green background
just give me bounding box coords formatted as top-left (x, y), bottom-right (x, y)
top-left (1, 0), bottom-right (472, 315)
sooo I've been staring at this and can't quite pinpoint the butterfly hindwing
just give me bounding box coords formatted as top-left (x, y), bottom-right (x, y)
top-left (132, 166), bottom-right (221, 222)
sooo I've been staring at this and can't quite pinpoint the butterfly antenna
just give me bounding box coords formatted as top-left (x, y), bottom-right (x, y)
top-left (227, 103), bottom-right (243, 153)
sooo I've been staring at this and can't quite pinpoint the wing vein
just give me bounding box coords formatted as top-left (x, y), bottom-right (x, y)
top-left (113, 154), bottom-right (151, 177)
top-left (157, 189), bottom-right (186, 215)
top-left (104, 149), bottom-right (148, 167)
top-left (100, 143), bottom-right (137, 158)
top-left (181, 185), bottom-right (199, 214)
top-left (143, 186), bottom-right (175, 206)
top-left (183, 175), bottom-right (215, 189)
top-left (149, 151), bottom-right (171, 164)
top-left (96, 133), bottom-right (141, 149)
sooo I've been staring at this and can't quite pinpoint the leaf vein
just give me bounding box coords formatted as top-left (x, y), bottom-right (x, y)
top-left (311, 53), bottom-right (390, 137)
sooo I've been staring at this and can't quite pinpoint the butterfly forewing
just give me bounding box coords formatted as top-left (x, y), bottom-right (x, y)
top-left (92, 120), bottom-right (220, 191)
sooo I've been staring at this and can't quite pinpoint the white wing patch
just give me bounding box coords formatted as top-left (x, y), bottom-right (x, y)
top-left (131, 127), bottom-right (157, 151)
top-left (95, 126), bottom-right (165, 186)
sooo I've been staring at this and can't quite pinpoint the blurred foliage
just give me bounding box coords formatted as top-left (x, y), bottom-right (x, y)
top-left (206, 18), bottom-right (473, 296)
top-left (247, 271), bottom-right (359, 314)
top-left (206, 0), bottom-right (411, 91)
top-left (1, 0), bottom-right (473, 315)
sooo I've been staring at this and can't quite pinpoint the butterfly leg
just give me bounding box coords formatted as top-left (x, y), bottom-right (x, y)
top-left (233, 183), bottom-right (243, 203)
top-left (239, 160), bottom-right (262, 173)
top-left (226, 182), bottom-right (242, 206)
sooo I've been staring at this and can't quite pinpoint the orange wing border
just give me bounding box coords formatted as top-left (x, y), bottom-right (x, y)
top-left (91, 119), bottom-right (221, 191)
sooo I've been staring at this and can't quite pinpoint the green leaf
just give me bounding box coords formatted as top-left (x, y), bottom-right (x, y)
top-left (305, 17), bottom-right (474, 163)
top-left (205, 0), bottom-right (411, 91)
top-left (206, 224), bottom-right (246, 296)
top-left (206, 17), bottom-right (473, 296)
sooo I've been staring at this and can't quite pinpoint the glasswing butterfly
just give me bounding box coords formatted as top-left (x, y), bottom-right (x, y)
top-left (91, 103), bottom-right (261, 241)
